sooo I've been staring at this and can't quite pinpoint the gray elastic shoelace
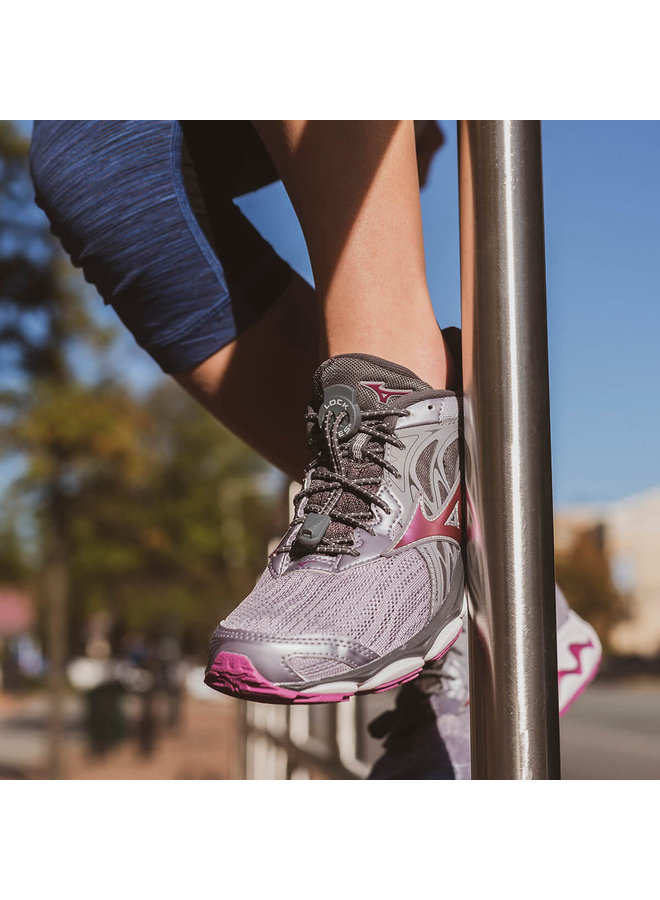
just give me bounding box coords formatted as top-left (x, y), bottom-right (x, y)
top-left (288, 405), bottom-right (409, 557)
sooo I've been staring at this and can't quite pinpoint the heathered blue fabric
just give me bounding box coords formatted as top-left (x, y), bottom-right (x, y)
top-left (29, 120), bottom-right (290, 373)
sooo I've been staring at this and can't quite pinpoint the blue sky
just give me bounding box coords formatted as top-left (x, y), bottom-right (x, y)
top-left (236, 121), bottom-right (660, 506)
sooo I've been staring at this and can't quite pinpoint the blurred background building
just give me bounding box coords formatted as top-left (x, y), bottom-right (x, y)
top-left (556, 488), bottom-right (660, 658)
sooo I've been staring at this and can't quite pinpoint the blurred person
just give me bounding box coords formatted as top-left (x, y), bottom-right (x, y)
top-left (153, 633), bottom-right (184, 729)
top-left (86, 676), bottom-right (126, 757)
top-left (29, 121), bottom-right (601, 776)
top-left (119, 632), bottom-right (159, 756)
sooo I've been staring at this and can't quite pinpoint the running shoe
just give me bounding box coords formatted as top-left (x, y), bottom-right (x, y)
top-left (205, 353), bottom-right (466, 703)
top-left (368, 586), bottom-right (602, 779)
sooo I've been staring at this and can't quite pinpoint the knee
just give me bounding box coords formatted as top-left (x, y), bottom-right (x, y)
top-left (29, 121), bottom-right (98, 266)
top-left (28, 121), bottom-right (179, 308)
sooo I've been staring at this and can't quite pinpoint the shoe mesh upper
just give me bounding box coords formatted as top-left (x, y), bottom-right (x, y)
top-left (223, 551), bottom-right (434, 655)
top-left (284, 656), bottom-right (352, 680)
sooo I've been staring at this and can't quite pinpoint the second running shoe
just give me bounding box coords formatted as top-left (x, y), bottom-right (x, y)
top-left (367, 586), bottom-right (603, 779)
top-left (205, 353), bottom-right (466, 703)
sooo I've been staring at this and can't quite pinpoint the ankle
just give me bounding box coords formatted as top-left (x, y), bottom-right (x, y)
top-left (322, 311), bottom-right (450, 390)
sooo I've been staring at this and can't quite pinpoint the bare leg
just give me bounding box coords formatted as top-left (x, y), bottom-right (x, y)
top-left (253, 120), bottom-right (451, 389)
top-left (178, 121), bottom-right (455, 480)
top-left (175, 270), bottom-right (319, 480)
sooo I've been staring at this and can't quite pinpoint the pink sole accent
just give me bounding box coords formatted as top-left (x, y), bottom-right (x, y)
top-left (205, 625), bottom-right (463, 705)
top-left (205, 652), bottom-right (352, 704)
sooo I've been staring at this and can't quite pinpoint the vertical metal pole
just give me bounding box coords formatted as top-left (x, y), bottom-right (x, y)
top-left (457, 121), bottom-right (561, 779)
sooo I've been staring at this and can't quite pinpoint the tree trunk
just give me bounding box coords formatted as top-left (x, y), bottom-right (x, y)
top-left (44, 486), bottom-right (69, 779)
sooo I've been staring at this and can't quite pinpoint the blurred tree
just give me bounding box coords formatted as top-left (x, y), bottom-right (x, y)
top-left (0, 119), bottom-right (94, 776)
top-left (1, 121), bottom-right (279, 645)
top-left (67, 380), bottom-right (279, 649)
top-left (0, 122), bottom-right (281, 772)
top-left (556, 526), bottom-right (629, 653)
top-left (0, 515), bottom-right (29, 585)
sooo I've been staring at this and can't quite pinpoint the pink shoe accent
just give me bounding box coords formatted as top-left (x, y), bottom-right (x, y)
top-left (360, 381), bottom-right (413, 403)
top-left (558, 639), bottom-right (595, 684)
top-left (205, 652), bottom-right (352, 704)
top-left (558, 640), bottom-right (602, 717)
top-left (205, 623), bottom-right (464, 706)
top-left (393, 484), bottom-right (461, 550)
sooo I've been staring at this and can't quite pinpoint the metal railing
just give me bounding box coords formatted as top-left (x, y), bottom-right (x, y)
top-left (242, 697), bottom-right (371, 779)
top-left (458, 121), bottom-right (560, 779)
top-left (242, 120), bottom-right (560, 780)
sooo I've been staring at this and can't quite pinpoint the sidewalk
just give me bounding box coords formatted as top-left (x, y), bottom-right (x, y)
top-left (65, 695), bottom-right (242, 780)
top-left (0, 689), bottom-right (243, 780)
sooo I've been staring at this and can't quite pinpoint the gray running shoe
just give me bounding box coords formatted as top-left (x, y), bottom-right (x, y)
top-left (367, 586), bottom-right (601, 778)
top-left (205, 353), bottom-right (466, 703)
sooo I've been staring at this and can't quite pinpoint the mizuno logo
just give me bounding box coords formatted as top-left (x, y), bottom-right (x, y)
top-left (360, 381), bottom-right (413, 404)
top-left (393, 484), bottom-right (462, 550)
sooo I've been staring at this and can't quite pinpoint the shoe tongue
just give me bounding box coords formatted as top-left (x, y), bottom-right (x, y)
top-left (313, 354), bottom-right (430, 411)
top-left (300, 355), bottom-right (430, 558)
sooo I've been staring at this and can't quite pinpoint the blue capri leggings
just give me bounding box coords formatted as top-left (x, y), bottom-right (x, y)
top-left (29, 121), bottom-right (294, 374)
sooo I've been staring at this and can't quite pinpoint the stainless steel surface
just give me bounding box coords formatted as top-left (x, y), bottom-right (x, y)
top-left (457, 120), bottom-right (561, 779)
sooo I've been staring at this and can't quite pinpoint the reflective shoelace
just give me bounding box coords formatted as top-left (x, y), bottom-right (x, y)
top-left (285, 405), bottom-right (410, 557)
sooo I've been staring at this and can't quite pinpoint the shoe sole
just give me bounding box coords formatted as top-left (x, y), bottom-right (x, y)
top-left (205, 592), bottom-right (467, 705)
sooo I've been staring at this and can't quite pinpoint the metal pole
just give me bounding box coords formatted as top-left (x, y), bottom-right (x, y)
top-left (457, 120), bottom-right (561, 779)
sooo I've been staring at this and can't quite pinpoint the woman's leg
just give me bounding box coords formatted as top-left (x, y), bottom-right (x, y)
top-left (30, 121), bottom-right (453, 485)
top-left (204, 121), bottom-right (466, 703)
top-left (253, 120), bottom-right (452, 389)
top-left (178, 120), bottom-right (457, 482)
top-left (177, 121), bottom-right (457, 479)
top-left (175, 270), bottom-right (319, 479)
top-left (29, 120), bottom-right (320, 481)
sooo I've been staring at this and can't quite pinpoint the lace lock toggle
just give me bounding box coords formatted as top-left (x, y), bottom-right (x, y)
top-left (296, 512), bottom-right (332, 551)
top-left (317, 385), bottom-right (362, 441)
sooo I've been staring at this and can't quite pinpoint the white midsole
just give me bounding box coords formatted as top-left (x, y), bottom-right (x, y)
top-left (299, 597), bottom-right (467, 698)
top-left (299, 600), bottom-right (600, 713)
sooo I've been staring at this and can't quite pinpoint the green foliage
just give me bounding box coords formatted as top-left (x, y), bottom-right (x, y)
top-left (0, 515), bottom-right (29, 585)
top-left (0, 121), bottom-right (280, 657)
top-left (65, 381), bottom-right (279, 647)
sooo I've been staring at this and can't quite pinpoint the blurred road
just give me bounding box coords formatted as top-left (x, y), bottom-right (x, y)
top-left (1, 676), bottom-right (658, 779)
top-left (359, 676), bottom-right (660, 779)
top-left (560, 679), bottom-right (660, 780)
